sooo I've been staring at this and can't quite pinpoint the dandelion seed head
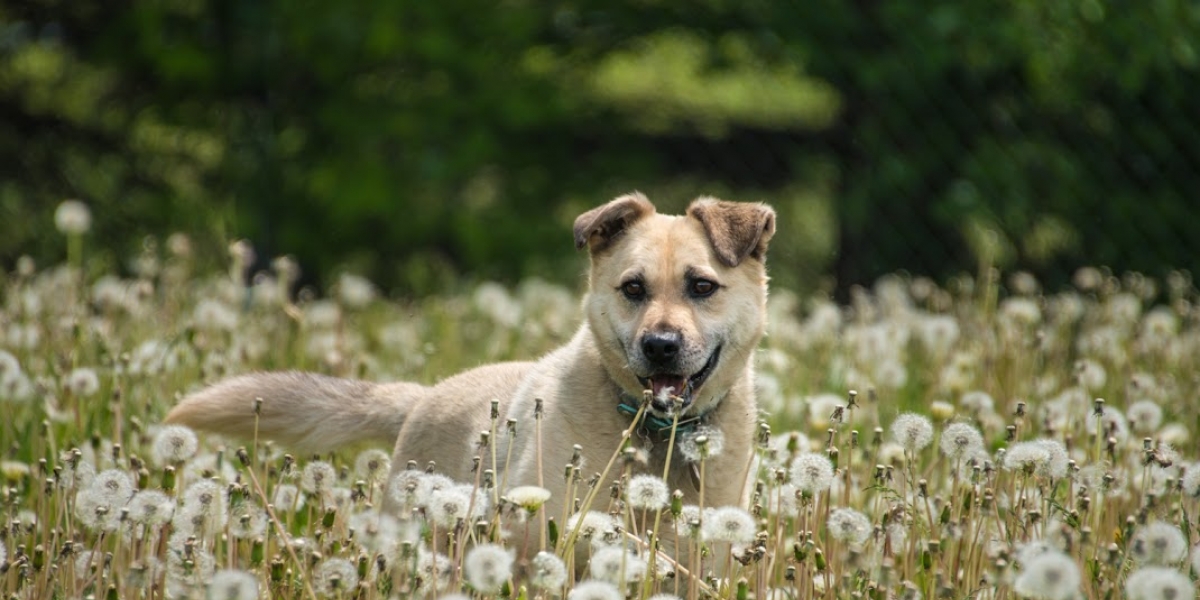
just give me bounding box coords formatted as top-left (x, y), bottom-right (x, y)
top-left (90, 468), bottom-right (135, 504)
top-left (353, 448), bottom-right (391, 483)
top-left (827, 507), bottom-right (872, 545)
top-left (314, 558), bottom-right (359, 597)
top-left (464, 543), bottom-right (513, 594)
top-left (387, 469), bottom-right (430, 512)
top-left (55, 199), bottom-right (92, 234)
top-left (915, 314), bottom-right (959, 355)
top-left (530, 551), bottom-right (567, 590)
top-left (208, 569), bottom-right (260, 600)
top-left (702, 506), bottom-right (756, 544)
top-left (347, 511), bottom-right (400, 554)
top-left (567, 511), bottom-right (619, 542)
top-left (229, 503), bottom-right (269, 539)
top-left (1126, 400), bottom-right (1163, 434)
top-left (166, 546), bottom-right (215, 580)
top-left (0, 350), bottom-right (19, 378)
top-left (194, 298), bottom-right (239, 332)
top-left (940, 422), bottom-right (984, 461)
top-left (414, 549), bottom-right (453, 596)
top-left (337, 273), bottom-right (378, 309)
top-left (1012, 550), bottom-right (1079, 600)
top-left (1159, 423), bottom-right (1189, 447)
top-left (1004, 441), bottom-right (1064, 478)
top-left (428, 486), bottom-right (473, 528)
top-left (588, 546), bottom-right (645, 585)
top-left (180, 479), bottom-right (228, 531)
top-left (152, 425), bottom-right (199, 465)
top-left (770, 483), bottom-right (800, 518)
top-left (128, 490), bottom-right (176, 526)
top-left (74, 549), bottom-right (99, 576)
top-left (1074, 359), bottom-right (1106, 391)
top-left (789, 452), bottom-right (834, 493)
top-left (64, 368), bottom-right (100, 397)
top-left (60, 456), bottom-right (94, 490)
top-left (73, 497), bottom-right (115, 542)
top-left (271, 484), bottom-right (304, 512)
top-left (567, 580), bottom-right (623, 600)
top-left (1016, 539), bottom-right (1062, 565)
top-left (890, 412), bottom-right (934, 452)
top-left (1182, 463), bottom-right (1200, 497)
top-left (1130, 522), bottom-right (1188, 565)
top-left (1033, 439), bottom-right (1069, 479)
top-left (300, 460), bottom-right (337, 495)
top-left (673, 505), bottom-right (706, 538)
top-left (626, 474), bottom-right (670, 510)
top-left (677, 425), bottom-right (724, 462)
top-left (805, 393), bottom-right (845, 430)
top-left (1124, 566), bottom-right (1193, 600)
top-left (1000, 297), bottom-right (1041, 327)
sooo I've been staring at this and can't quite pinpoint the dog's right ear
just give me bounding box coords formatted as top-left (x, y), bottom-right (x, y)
top-left (573, 192), bottom-right (657, 252)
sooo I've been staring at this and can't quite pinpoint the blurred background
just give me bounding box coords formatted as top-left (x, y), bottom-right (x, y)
top-left (2, 1), bottom-right (1198, 297)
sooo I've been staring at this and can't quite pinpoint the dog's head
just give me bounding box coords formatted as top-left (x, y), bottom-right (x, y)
top-left (575, 193), bottom-right (775, 417)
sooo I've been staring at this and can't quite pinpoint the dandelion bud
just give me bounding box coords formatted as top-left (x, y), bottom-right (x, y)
top-left (163, 465), bottom-right (176, 494)
top-left (930, 401), bottom-right (955, 421)
top-left (250, 539), bottom-right (264, 566)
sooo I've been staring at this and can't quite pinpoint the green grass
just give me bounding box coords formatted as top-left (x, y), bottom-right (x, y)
top-left (1, 237), bottom-right (1198, 600)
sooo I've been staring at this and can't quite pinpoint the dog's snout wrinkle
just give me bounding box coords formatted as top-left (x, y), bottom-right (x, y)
top-left (642, 331), bottom-right (682, 366)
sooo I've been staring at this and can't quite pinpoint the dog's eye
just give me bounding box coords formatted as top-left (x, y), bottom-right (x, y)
top-left (621, 280), bottom-right (646, 300)
top-left (689, 279), bottom-right (717, 297)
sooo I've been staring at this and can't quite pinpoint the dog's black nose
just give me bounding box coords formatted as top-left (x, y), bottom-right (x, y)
top-left (642, 332), bottom-right (682, 365)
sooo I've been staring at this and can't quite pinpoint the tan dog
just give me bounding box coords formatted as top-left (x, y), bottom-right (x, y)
top-left (166, 193), bottom-right (775, 528)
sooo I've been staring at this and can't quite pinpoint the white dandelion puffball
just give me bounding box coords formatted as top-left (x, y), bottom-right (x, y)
top-left (890, 412), bottom-right (934, 452)
top-left (464, 543), bottom-right (513, 594)
top-left (55, 200), bottom-right (92, 234)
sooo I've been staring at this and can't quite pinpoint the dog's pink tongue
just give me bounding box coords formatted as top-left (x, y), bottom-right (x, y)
top-left (649, 375), bottom-right (687, 400)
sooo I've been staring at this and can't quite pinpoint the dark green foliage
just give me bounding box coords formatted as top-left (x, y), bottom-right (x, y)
top-left (2, 1), bottom-right (1197, 294)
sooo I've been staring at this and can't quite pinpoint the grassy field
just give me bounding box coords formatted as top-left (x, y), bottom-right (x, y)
top-left (1, 227), bottom-right (1198, 600)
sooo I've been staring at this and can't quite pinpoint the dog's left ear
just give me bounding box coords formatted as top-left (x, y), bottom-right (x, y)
top-left (687, 197), bottom-right (777, 267)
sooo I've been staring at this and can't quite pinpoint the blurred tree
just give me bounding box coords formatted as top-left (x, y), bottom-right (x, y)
top-left (1, 0), bottom-right (1196, 295)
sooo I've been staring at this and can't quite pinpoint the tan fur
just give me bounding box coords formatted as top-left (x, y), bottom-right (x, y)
top-left (166, 194), bottom-right (776, 541)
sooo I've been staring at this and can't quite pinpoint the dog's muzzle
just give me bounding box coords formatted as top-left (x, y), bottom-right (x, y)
top-left (638, 345), bottom-right (722, 413)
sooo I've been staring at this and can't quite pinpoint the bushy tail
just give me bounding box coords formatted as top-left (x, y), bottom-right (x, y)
top-left (165, 371), bottom-right (422, 455)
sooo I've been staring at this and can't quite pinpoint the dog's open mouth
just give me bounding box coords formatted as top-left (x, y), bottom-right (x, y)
top-left (638, 346), bottom-right (721, 413)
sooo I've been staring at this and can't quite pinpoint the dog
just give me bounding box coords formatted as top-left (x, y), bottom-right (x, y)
top-left (166, 193), bottom-right (775, 540)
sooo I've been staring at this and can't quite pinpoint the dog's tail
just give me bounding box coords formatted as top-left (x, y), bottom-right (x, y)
top-left (165, 371), bottom-right (423, 455)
